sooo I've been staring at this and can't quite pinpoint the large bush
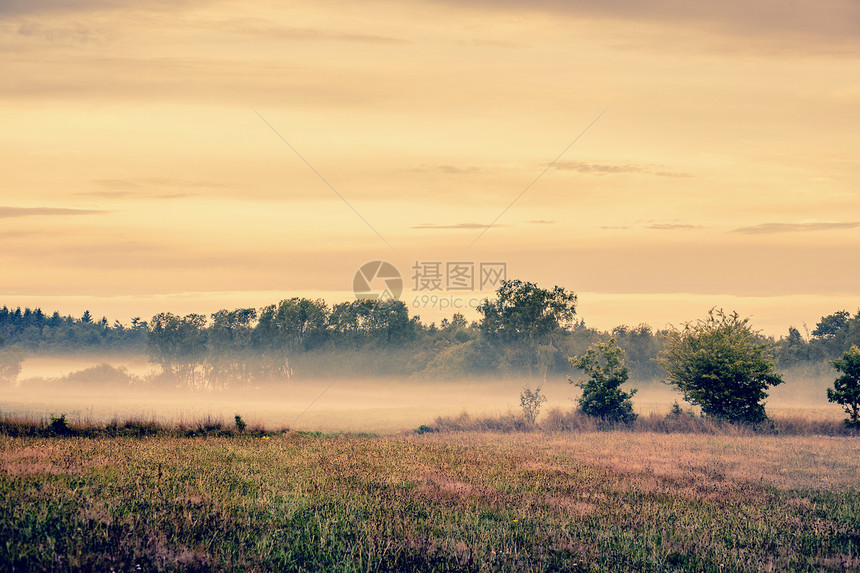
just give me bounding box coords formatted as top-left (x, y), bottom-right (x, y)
top-left (657, 309), bottom-right (783, 424)
top-left (828, 345), bottom-right (860, 427)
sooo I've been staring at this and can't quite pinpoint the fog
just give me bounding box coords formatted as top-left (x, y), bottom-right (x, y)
top-left (1, 356), bottom-right (846, 433)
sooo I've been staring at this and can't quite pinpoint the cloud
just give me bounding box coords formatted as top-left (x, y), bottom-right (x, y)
top-left (646, 223), bottom-right (699, 230)
top-left (0, 206), bottom-right (107, 218)
top-left (411, 222), bottom-right (509, 230)
top-left (429, 0), bottom-right (860, 46)
top-left (527, 219), bottom-right (555, 225)
top-left (0, 0), bottom-right (202, 16)
top-left (409, 165), bottom-right (482, 174)
top-left (80, 178), bottom-right (230, 199)
top-left (79, 190), bottom-right (191, 200)
top-left (93, 178), bottom-right (230, 189)
top-left (732, 222), bottom-right (860, 235)
top-left (552, 160), bottom-right (691, 178)
top-left (231, 22), bottom-right (408, 45)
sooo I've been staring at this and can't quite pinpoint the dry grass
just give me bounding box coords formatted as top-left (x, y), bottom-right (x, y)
top-left (429, 408), bottom-right (859, 437)
top-left (1, 430), bottom-right (858, 571)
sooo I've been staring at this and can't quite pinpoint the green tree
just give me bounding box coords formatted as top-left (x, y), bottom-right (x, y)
top-left (569, 338), bottom-right (637, 423)
top-left (477, 279), bottom-right (577, 373)
top-left (657, 309), bottom-right (783, 424)
top-left (812, 310), bottom-right (850, 340)
top-left (0, 344), bottom-right (24, 385)
top-left (828, 345), bottom-right (860, 427)
top-left (477, 279), bottom-right (577, 343)
top-left (147, 313), bottom-right (208, 389)
top-left (207, 308), bottom-right (258, 387)
top-left (520, 384), bottom-right (547, 424)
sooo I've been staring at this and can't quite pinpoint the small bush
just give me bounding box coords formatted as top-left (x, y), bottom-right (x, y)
top-left (49, 414), bottom-right (72, 436)
top-left (234, 414), bottom-right (247, 433)
top-left (520, 385), bottom-right (547, 424)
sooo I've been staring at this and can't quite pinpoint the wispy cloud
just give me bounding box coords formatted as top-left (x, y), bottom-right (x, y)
top-left (233, 23), bottom-right (408, 45)
top-left (646, 223), bottom-right (699, 230)
top-left (599, 222), bottom-right (700, 231)
top-left (412, 222), bottom-right (509, 230)
top-left (732, 222), bottom-right (860, 234)
top-left (80, 178), bottom-right (231, 199)
top-left (79, 190), bottom-right (191, 200)
top-left (409, 164), bottom-right (482, 175)
top-left (528, 219), bottom-right (555, 225)
top-left (429, 0), bottom-right (860, 46)
top-left (0, 206), bottom-right (107, 218)
top-left (92, 178), bottom-right (229, 189)
top-left (0, 0), bottom-right (203, 16)
top-left (552, 160), bottom-right (692, 178)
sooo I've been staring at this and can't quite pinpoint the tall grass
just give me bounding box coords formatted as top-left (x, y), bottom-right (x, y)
top-left (0, 412), bottom-right (284, 438)
top-left (428, 408), bottom-right (860, 437)
top-left (1, 432), bottom-right (858, 571)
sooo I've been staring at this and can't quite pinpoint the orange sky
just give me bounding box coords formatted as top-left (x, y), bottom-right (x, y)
top-left (1, 0), bottom-right (859, 335)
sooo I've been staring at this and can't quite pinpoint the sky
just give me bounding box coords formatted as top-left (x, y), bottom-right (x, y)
top-left (1, 0), bottom-right (859, 335)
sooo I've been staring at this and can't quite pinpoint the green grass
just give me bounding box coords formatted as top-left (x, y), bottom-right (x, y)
top-left (1, 431), bottom-right (858, 571)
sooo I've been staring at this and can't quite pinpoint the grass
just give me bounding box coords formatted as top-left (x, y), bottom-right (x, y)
top-left (0, 412), bottom-right (283, 439)
top-left (428, 408), bottom-right (860, 437)
top-left (1, 426), bottom-right (858, 571)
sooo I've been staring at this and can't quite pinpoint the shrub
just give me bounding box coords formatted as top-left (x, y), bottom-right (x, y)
top-left (49, 414), bottom-right (72, 436)
top-left (657, 309), bottom-right (783, 425)
top-left (828, 345), bottom-right (860, 427)
top-left (234, 414), bottom-right (247, 433)
top-left (569, 337), bottom-right (637, 423)
top-left (519, 384), bottom-right (547, 424)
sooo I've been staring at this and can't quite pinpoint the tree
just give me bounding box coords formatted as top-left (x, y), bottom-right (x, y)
top-left (570, 338), bottom-right (637, 423)
top-left (477, 279), bottom-right (577, 343)
top-left (657, 309), bottom-right (783, 424)
top-left (207, 308), bottom-right (258, 387)
top-left (147, 313), bottom-right (208, 388)
top-left (828, 345), bottom-right (860, 427)
top-left (520, 384), bottom-right (547, 424)
top-left (0, 344), bottom-right (24, 385)
top-left (477, 279), bottom-right (577, 373)
top-left (812, 310), bottom-right (850, 340)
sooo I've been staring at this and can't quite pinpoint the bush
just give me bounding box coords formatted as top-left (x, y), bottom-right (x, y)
top-left (657, 309), bottom-right (783, 425)
top-left (569, 337), bottom-right (637, 423)
top-left (828, 345), bottom-right (860, 427)
top-left (519, 385), bottom-right (547, 424)
top-left (49, 414), bottom-right (72, 436)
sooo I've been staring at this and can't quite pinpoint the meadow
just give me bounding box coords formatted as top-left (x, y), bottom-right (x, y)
top-left (1, 427), bottom-right (858, 572)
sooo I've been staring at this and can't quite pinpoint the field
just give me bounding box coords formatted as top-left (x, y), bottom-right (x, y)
top-left (2, 430), bottom-right (859, 572)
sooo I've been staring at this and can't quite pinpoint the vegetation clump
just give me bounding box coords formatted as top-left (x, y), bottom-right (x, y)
top-left (828, 345), bottom-right (860, 427)
top-left (519, 384), bottom-right (547, 424)
top-left (658, 309), bottom-right (783, 425)
top-left (570, 338), bottom-right (637, 423)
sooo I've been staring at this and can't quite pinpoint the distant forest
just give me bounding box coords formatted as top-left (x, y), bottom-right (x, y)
top-left (0, 280), bottom-right (858, 388)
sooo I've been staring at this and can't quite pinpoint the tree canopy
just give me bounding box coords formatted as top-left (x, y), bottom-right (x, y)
top-left (657, 309), bottom-right (783, 424)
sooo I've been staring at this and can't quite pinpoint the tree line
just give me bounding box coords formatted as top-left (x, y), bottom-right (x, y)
top-left (1, 281), bottom-right (859, 389)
